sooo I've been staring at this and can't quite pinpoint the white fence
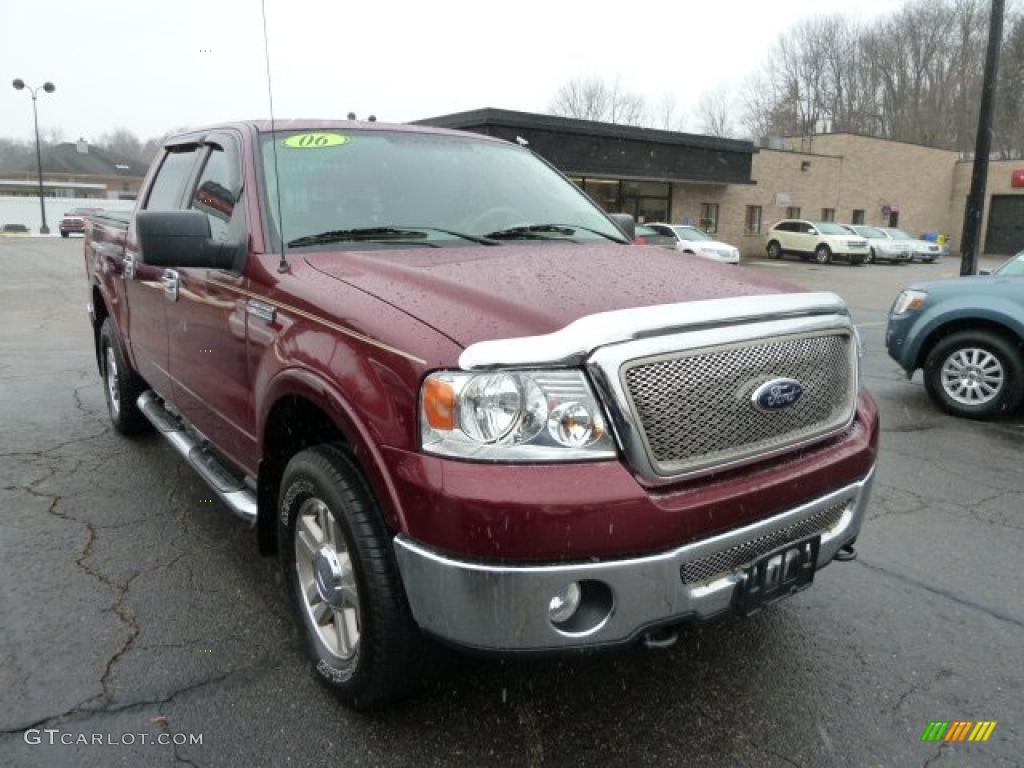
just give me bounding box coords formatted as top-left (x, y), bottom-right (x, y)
top-left (0, 196), bottom-right (135, 234)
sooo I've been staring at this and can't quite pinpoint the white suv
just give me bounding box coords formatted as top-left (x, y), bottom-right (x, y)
top-left (766, 220), bottom-right (870, 265)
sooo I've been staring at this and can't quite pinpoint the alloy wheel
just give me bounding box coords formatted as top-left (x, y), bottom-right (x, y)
top-left (294, 497), bottom-right (361, 661)
top-left (105, 346), bottom-right (120, 416)
top-left (940, 347), bottom-right (1004, 406)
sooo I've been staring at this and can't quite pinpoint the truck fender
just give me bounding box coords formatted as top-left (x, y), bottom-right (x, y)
top-left (257, 367), bottom-right (409, 536)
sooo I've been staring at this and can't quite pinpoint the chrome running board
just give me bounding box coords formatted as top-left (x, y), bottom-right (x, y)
top-left (137, 391), bottom-right (257, 525)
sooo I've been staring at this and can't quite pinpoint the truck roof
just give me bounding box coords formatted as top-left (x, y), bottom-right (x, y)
top-left (163, 119), bottom-right (508, 146)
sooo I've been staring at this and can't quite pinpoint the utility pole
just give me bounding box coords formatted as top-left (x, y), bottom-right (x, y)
top-left (959, 0), bottom-right (1005, 276)
top-left (11, 79), bottom-right (56, 235)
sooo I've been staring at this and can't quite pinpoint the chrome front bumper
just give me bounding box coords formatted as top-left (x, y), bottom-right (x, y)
top-left (393, 467), bottom-right (875, 652)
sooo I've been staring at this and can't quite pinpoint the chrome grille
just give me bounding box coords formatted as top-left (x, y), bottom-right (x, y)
top-left (621, 332), bottom-right (855, 477)
top-left (680, 501), bottom-right (849, 585)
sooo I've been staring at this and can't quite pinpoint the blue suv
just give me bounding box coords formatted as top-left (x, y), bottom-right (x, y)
top-left (886, 252), bottom-right (1024, 420)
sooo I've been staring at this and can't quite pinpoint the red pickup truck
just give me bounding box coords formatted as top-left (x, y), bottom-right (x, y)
top-left (84, 120), bottom-right (878, 708)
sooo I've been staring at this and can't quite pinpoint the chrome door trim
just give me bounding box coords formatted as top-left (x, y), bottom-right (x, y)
top-left (245, 298), bottom-right (276, 324)
top-left (458, 292), bottom-right (849, 371)
top-left (161, 269), bottom-right (180, 302)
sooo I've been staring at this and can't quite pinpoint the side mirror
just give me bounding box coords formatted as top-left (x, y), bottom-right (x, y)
top-left (608, 213), bottom-right (635, 241)
top-left (979, 269), bottom-right (992, 276)
top-left (807, 228), bottom-right (818, 235)
top-left (137, 210), bottom-right (236, 270)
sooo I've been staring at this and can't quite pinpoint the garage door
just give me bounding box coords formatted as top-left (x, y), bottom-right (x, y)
top-left (985, 195), bottom-right (1024, 255)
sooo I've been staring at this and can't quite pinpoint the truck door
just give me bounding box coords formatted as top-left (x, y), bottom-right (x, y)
top-left (165, 133), bottom-right (257, 471)
top-left (125, 145), bottom-right (202, 399)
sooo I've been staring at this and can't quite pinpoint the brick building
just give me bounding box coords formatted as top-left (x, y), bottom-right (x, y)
top-left (697, 133), bottom-right (1023, 258)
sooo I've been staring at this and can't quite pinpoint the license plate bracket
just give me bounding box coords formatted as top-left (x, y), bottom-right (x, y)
top-left (733, 535), bottom-right (820, 616)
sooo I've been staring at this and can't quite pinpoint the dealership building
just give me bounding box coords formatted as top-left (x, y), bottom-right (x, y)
top-left (421, 108), bottom-right (1024, 257)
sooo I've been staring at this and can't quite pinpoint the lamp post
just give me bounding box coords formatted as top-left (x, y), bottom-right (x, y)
top-left (12, 78), bottom-right (56, 235)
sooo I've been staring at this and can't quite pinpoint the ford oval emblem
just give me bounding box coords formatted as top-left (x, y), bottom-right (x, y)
top-left (752, 378), bottom-right (805, 412)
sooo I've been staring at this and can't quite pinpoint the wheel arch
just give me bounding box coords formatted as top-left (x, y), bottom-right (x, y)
top-left (915, 316), bottom-right (1024, 371)
top-left (91, 283), bottom-right (110, 375)
top-left (256, 369), bottom-right (408, 556)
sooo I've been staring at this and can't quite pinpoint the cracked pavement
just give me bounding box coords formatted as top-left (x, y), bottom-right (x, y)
top-left (1, 239), bottom-right (1021, 767)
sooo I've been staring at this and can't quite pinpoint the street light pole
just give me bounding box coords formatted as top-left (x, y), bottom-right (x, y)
top-left (12, 79), bottom-right (56, 235)
top-left (959, 0), bottom-right (1005, 276)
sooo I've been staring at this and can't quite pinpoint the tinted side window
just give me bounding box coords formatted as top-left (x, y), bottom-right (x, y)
top-left (798, 222), bottom-right (814, 234)
top-left (145, 148), bottom-right (199, 211)
top-left (190, 143), bottom-right (242, 242)
top-left (774, 222), bottom-right (794, 232)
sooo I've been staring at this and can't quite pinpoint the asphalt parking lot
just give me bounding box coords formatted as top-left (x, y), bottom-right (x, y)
top-left (1, 237), bottom-right (1021, 767)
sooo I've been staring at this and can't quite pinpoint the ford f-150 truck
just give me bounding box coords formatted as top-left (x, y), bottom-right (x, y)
top-left (84, 120), bottom-right (878, 708)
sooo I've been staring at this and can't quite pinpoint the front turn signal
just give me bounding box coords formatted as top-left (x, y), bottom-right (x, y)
top-left (422, 377), bottom-right (456, 430)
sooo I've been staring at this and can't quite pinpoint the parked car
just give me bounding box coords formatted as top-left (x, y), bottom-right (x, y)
top-left (880, 227), bottom-right (942, 262)
top-left (85, 119), bottom-right (878, 708)
top-left (643, 223), bottom-right (741, 264)
top-left (766, 220), bottom-right (870, 265)
top-left (1, 223), bottom-right (30, 235)
top-left (886, 271), bottom-right (1024, 419)
top-left (633, 224), bottom-right (678, 249)
top-left (841, 225), bottom-right (912, 265)
top-left (987, 250), bottom-right (1024, 277)
top-left (60, 207), bottom-right (103, 238)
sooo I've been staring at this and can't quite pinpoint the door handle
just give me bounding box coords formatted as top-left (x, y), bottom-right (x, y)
top-left (123, 253), bottom-right (137, 280)
top-left (161, 269), bottom-right (180, 302)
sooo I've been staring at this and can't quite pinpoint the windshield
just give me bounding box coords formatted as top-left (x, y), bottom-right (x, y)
top-left (853, 226), bottom-right (885, 238)
top-left (672, 225), bottom-right (712, 241)
top-left (883, 228), bottom-right (913, 240)
top-left (814, 222), bottom-right (848, 235)
top-left (995, 252), bottom-right (1024, 276)
top-left (260, 129), bottom-right (625, 248)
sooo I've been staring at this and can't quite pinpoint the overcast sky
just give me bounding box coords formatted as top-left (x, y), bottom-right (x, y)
top-left (3, 0), bottom-right (899, 143)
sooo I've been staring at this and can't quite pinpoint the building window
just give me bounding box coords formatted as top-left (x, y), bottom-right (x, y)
top-left (852, 209), bottom-right (865, 225)
top-left (821, 208), bottom-right (835, 222)
top-left (744, 205), bottom-right (762, 235)
top-left (786, 206), bottom-right (801, 219)
top-left (699, 203), bottom-right (719, 233)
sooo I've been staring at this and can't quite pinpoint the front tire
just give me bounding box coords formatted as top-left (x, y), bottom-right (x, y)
top-left (61, 231), bottom-right (69, 238)
top-left (923, 330), bottom-right (1024, 420)
top-left (866, 248), bottom-right (875, 264)
top-left (99, 318), bottom-right (151, 435)
top-left (814, 244), bottom-right (832, 265)
top-left (278, 444), bottom-right (426, 709)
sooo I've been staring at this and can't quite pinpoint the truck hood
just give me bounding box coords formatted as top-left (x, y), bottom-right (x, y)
top-left (305, 243), bottom-right (795, 347)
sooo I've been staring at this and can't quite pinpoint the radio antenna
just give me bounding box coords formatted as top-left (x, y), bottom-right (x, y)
top-left (261, 0), bottom-right (289, 273)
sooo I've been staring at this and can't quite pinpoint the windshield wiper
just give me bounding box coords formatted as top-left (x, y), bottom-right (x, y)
top-left (286, 226), bottom-right (498, 249)
top-left (287, 227), bottom-right (435, 248)
top-left (483, 224), bottom-right (627, 243)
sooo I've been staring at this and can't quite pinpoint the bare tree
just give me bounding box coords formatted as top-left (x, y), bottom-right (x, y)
top-left (97, 128), bottom-right (144, 161)
top-left (735, 0), bottom-right (1024, 153)
top-left (550, 77), bottom-right (611, 122)
top-left (654, 93), bottom-right (687, 131)
top-left (995, 11), bottom-right (1024, 158)
top-left (550, 76), bottom-right (647, 126)
top-left (698, 89), bottom-right (735, 138)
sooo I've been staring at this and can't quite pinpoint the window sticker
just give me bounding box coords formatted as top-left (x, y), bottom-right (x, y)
top-left (281, 133), bottom-right (350, 149)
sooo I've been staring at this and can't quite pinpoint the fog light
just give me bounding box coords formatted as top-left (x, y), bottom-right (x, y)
top-left (548, 582), bottom-right (582, 624)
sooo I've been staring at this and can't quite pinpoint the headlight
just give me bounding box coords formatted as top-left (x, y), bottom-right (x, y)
top-left (892, 289), bottom-right (928, 315)
top-left (420, 370), bottom-right (617, 461)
